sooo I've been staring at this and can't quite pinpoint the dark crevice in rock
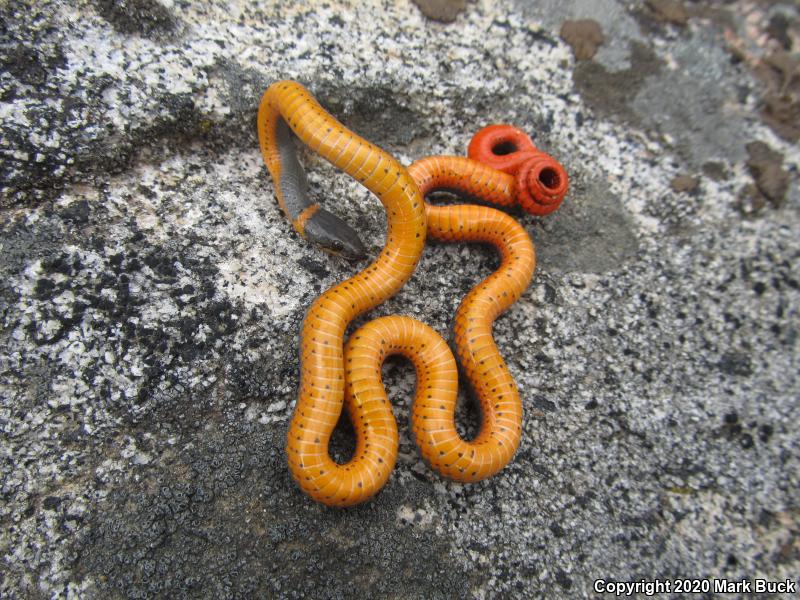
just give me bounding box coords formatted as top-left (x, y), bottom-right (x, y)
top-left (412, 0), bottom-right (467, 23)
top-left (560, 19), bottom-right (605, 61)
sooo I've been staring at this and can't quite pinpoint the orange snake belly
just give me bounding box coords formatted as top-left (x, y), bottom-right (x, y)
top-left (257, 81), bottom-right (568, 506)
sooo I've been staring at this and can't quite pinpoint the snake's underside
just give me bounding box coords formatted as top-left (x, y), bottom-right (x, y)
top-left (257, 80), bottom-right (568, 506)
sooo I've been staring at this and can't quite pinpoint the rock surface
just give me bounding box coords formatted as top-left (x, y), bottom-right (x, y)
top-left (1, 0), bottom-right (799, 598)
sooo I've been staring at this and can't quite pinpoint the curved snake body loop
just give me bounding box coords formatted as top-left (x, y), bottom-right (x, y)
top-left (258, 81), bottom-right (568, 506)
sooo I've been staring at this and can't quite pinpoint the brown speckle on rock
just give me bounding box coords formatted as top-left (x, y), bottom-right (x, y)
top-left (748, 50), bottom-right (800, 143)
top-left (760, 94), bottom-right (800, 142)
top-left (645, 0), bottom-right (688, 26)
top-left (670, 175), bottom-right (699, 193)
top-left (560, 19), bottom-right (604, 61)
top-left (735, 184), bottom-right (767, 218)
top-left (702, 162), bottom-right (728, 181)
top-left (411, 0), bottom-right (466, 23)
top-left (745, 141), bottom-right (789, 207)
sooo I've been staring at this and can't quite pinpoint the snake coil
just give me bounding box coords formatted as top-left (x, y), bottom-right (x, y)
top-left (258, 81), bottom-right (568, 506)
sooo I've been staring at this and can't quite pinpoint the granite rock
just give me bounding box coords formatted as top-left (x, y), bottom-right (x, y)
top-left (1, 0), bottom-right (798, 598)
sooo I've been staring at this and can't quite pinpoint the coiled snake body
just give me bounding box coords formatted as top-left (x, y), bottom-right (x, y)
top-left (258, 81), bottom-right (568, 506)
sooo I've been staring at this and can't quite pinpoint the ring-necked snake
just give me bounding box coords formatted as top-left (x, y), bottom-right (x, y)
top-left (257, 80), bottom-right (568, 506)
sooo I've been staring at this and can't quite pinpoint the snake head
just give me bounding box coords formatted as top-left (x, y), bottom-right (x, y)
top-left (303, 207), bottom-right (367, 260)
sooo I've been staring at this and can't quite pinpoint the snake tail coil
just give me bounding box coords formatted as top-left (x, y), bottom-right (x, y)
top-left (467, 124), bottom-right (569, 215)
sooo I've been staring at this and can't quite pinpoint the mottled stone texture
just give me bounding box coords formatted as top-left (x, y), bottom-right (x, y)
top-left (1, 0), bottom-right (798, 598)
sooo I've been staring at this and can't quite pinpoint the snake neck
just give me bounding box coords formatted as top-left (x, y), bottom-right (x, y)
top-left (259, 80), bottom-right (428, 330)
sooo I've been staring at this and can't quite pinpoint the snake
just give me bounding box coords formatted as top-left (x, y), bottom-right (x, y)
top-left (257, 80), bottom-right (568, 506)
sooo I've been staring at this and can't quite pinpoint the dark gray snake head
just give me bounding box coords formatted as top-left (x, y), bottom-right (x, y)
top-left (304, 208), bottom-right (367, 261)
